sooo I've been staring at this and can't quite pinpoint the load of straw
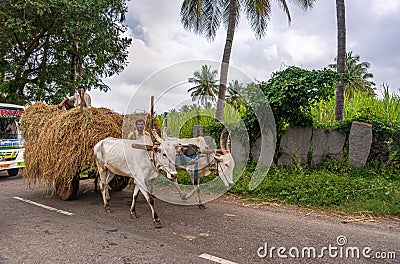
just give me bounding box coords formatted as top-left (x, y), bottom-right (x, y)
top-left (19, 102), bottom-right (60, 144)
top-left (23, 106), bottom-right (122, 189)
top-left (21, 103), bottom-right (161, 190)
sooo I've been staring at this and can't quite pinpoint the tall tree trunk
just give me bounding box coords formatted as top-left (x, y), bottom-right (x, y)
top-left (215, 0), bottom-right (236, 122)
top-left (335, 0), bottom-right (346, 121)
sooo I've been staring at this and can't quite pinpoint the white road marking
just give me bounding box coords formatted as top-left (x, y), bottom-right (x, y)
top-left (12, 196), bottom-right (74, 216)
top-left (199, 253), bottom-right (237, 264)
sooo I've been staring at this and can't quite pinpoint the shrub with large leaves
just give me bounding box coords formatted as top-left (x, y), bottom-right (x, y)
top-left (259, 66), bottom-right (339, 136)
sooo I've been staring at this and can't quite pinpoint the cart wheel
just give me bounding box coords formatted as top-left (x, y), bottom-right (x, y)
top-left (7, 168), bottom-right (19, 177)
top-left (57, 175), bottom-right (80, 201)
top-left (109, 175), bottom-right (129, 191)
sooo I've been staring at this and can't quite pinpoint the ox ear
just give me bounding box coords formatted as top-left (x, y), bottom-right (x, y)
top-left (152, 129), bottom-right (162, 143)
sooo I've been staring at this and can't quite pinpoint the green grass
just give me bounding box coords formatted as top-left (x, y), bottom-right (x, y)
top-left (311, 90), bottom-right (400, 127)
top-left (229, 161), bottom-right (400, 216)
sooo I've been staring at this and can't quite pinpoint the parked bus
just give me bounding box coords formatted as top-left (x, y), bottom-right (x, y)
top-left (0, 103), bottom-right (25, 176)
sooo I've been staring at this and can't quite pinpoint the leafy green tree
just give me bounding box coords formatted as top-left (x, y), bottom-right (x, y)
top-left (180, 0), bottom-right (315, 121)
top-left (0, 0), bottom-right (131, 105)
top-left (329, 51), bottom-right (375, 98)
top-left (188, 65), bottom-right (219, 106)
top-left (334, 0), bottom-right (346, 120)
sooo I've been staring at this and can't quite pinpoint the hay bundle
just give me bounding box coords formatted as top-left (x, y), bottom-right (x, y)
top-left (20, 102), bottom-right (60, 144)
top-left (24, 107), bottom-right (123, 189)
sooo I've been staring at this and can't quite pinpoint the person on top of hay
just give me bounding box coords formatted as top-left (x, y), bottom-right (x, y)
top-left (58, 85), bottom-right (92, 110)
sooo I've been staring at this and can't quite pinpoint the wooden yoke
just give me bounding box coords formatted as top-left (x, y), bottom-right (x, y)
top-left (131, 143), bottom-right (154, 151)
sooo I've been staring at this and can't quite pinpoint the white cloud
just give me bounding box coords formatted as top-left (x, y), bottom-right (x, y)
top-left (263, 44), bottom-right (279, 60)
top-left (92, 0), bottom-right (400, 114)
top-left (280, 30), bottom-right (332, 65)
top-left (372, 0), bottom-right (400, 16)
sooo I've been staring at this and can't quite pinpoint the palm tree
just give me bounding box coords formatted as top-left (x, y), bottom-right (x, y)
top-left (329, 51), bottom-right (375, 98)
top-left (188, 64), bottom-right (219, 106)
top-left (181, 0), bottom-right (315, 121)
top-left (226, 80), bottom-right (246, 110)
top-left (334, 0), bottom-right (346, 121)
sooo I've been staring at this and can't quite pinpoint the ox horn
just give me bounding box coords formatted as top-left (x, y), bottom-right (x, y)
top-left (220, 129), bottom-right (227, 153)
top-left (226, 134), bottom-right (231, 153)
top-left (152, 129), bottom-right (163, 143)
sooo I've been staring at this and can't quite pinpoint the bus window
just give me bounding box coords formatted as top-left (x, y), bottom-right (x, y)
top-left (1, 119), bottom-right (18, 139)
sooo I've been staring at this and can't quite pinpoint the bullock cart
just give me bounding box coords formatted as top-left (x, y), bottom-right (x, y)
top-left (20, 102), bottom-right (158, 200)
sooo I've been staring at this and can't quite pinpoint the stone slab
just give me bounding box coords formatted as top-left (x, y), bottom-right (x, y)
top-left (278, 127), bottom-right (312, 166)
top-left (312, 128), bottom-right (346, 165)
top-left (349, 121), bottom-right (372, 167)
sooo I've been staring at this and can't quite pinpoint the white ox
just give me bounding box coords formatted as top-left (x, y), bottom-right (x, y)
top-left (159, 127), bottom-right (235, 208)
top-left (94, 136), bottom-right (179, 228)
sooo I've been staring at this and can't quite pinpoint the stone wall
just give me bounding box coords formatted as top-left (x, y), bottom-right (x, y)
top-left (251, 122), bottom-right (374, 167)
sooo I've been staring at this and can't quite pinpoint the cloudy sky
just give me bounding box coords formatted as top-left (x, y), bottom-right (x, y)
top-left (90, 0), bottom-right (400, 114)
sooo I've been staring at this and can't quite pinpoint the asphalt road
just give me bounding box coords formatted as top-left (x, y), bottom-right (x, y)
top-left (0, 172), bottom-right (399, 264)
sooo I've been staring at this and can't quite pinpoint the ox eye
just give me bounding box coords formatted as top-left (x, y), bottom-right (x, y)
top-left (163, 153), bottom-right (167, 157)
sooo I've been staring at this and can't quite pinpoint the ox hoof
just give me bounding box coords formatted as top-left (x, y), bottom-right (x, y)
top-left (130, 212), bottom-right (139, 219)
top-left (153, 219), bottom-right (162, 228)
top-left (198, 204), bottom-right (206, 210)
top-left (181, 195), bottom-right (188, 201)
top-left (105, 205), bottom-right (112, 213)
